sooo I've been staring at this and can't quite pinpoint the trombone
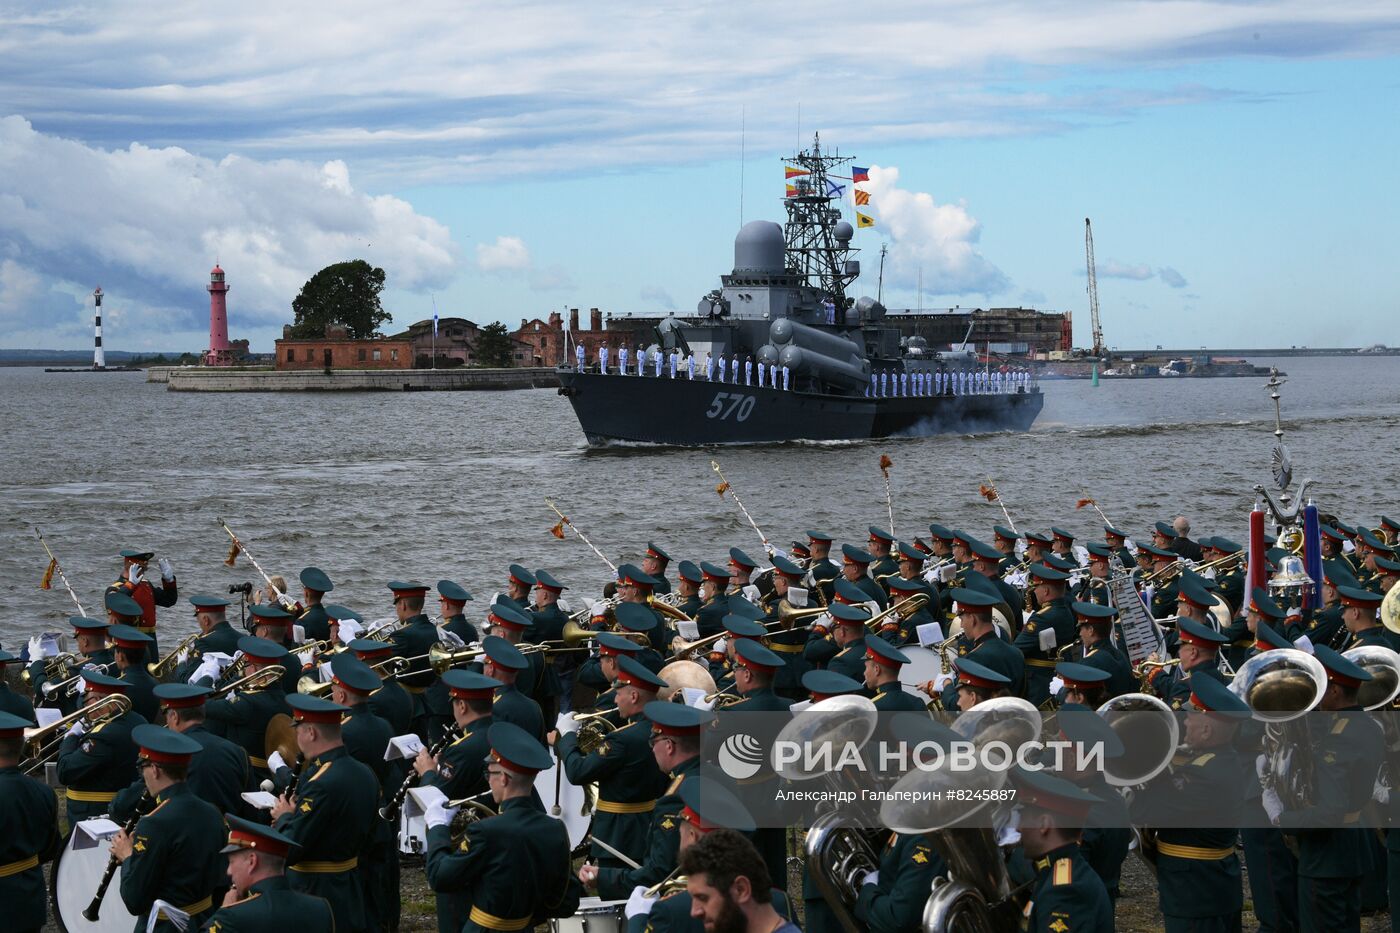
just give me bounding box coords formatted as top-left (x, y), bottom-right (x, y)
top-left (865, 592), bottom-right (931, 634)
top-left (147, 633), bottom-right (201, 678)
top-left (210, 665), bottom-right (285, 700)
top-left (21, 695), bottom-right (132, 775)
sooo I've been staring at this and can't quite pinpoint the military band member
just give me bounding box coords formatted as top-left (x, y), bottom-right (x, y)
top-left (761, 556), bottom-right (811, 693)
top-left (1075, 544), bottom-right (1114, 606)
top-left (819, 603), bottom-right (871, 681)
top-left (1336, 584), bottom-right (1392, 650)
top-left (1142, 544), bottom-right (1183, 620)
top-left (1239, 588), bottom-right (1290, 653)
top-left (1103, 524), bottom-right (1135, 569)
top-left (481, 635), bottom-right (545, 741)
top-left (615, 602), bottom-right (667, 673)
top-left (856, 637), bottom-right (921, 711)
top-left (1274, 646), bottom-right (1384, 933)
top-left (171, 595), bottom-right (241, 685)
top-left (106, 587), bottom-right (146, 627)
top-left (935, 586), bottom-right (1024, 707)
top-left (501, 563), bottom-right (535, 605)
top-left (270, 694), bottom-right (380, 933)
top-left (892, 541), bottom-right (937, 605)
top-left (589, 702), bottom-right (711, 900)
top-left (1022, 530), bottom-right (1053, 566)
top-left (839, 544), bottom-right (888, 610)
top-left (204, 636), bottom-right (290, 777)
top-left (555, 656), bottom-right (669, 871)
top-left (967, 538), bottom-right (1023, 631)
top-left (1049, 526), bottom-right (1077, 563)
top-left (674, 561), bottom-right (705, 617)
top-left (1355, 529), bottom-right (1392, 593)
top-left (1307, 563), bottom-right (1354, 646)
top-left (942, 657), bottom-right (1012, 710)
top-left (56, 671), bottom-right (146, 823)
top-left (1145, 618), bottom-right (1229, 710)
top-left (696, 562), bottom-right (733, 639)
top-left (248, 601), bottom-right (296, 648)
top-left (1015, 565), bottom-right (1075, 705)
top-left (0, 711), bottom-right (60, 933)
top-left (384, 580), bottom-right (438, 737)
top-left (992, 524), bottom-right (1020, 569)
top-left (1053, 662), bottom-right (1111, 709)
top-left (437, 579), bottom-right (478, 644)
top-left (727, 547), bottom-right (761, 598)
top-left (1052, 706), bottom-right (1130, 905)
top-left (346, 638), bottom-right (414, 735)
top-left (1373, 554), bottom-right (1400, 600)
top-left (31, 615), bottom-right (115, 715)
top-left (803, 530), bottom-right (840, 603)
top-left (884, 577), bottom-right (934, 648)
top-left (484, 602), bottom-right (553, 714)
top-left (111, 724), bottom-right (226, 933)
top-left (579, 629), bottom-right (649, 700)
top-left (110, 623), bottom-right (158, 721)
top-left (114, 684), bottom-right (250, 821)
top-left (204, 815), bottom-right (336, 933)
top-left (1069, 601), bottom-right (1134, 698)
top-left (1320, 523), bottom-right (1356, 571)
top-left (643, 542), bottom-right (674, 596)
top-left (0, 651), bottom-right (36, 724)
top-left (416, 670), bottom-right (499, 933)
top-left (1011, 767), bottom-right (1114, 933)
top-left (425, 722), bottom-right (582, 933)
top-left (296, 567), bottom-right (335, 642)
top-left (109, 547), bottom-right (179, 661)
top-left (867, 526), bottom-right (898, 582)
top-left (616, 563), bottom-right (671, 654)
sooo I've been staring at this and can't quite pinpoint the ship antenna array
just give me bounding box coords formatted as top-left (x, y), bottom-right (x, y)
top-left (781, 133), bottom-right (859, 307)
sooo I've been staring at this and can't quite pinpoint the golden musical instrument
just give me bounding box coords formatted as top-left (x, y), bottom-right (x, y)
top-left (777, 602), bottom-right (833, 627)
top-left (448, 791), bottom-right (498, 844)
top-left (1133, 657), bottom-right (1180, 691)
top-left (1382, 583), bottom-right (1400, 635)
top-left (571, 709), bottom-right (619, 754)
top-left (1342, 645), bottom-right (1400, 710)
top-left (864, 592), bottom-right (930, 634)
top-left (648, 593), bottom-right (696, 625)
top-left (210, 664), bottom-right (285, 700)
top-left (21, 695), bottom-right (132, 775)
top-left (264, 712), bottom-right (298, 768)
top-left (40, 662), bottom-right (118, 699)
top-left (703, 684), bottom-right (743, 709)
top-left (644, 867), bottom-right (687, 898)
top-left (1095, 693), bottom-right (1178, 786)
top-left (1230, 648), bottom-right (1327, 810)
top-left (22, 652), bottom-right (80, 685)
top-left (556, 619), bottom-right (649, 650)
top-left (146, 633), bottom-right (201, 678)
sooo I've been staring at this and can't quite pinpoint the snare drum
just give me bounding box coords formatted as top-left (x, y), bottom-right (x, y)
top-left (550, 897), bottom-right (626, 933)
top-left (52, 829), bottom-right (135, 933)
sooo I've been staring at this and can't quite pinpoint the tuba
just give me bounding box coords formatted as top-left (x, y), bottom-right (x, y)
top-left (1342, 645), bottom-right (1400, 711)
top-left (776, 695), bottom-right (882, 933)
top-left (1095, 693), bottom-right (1179, 787)
top-left (1230, 648), bottom-right (1327, 809)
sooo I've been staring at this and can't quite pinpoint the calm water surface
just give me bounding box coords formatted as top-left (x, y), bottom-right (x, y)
top-left (2, 356), bottom-right (1396, 640)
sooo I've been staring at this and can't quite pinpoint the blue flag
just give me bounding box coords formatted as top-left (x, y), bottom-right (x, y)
top-left (826, 181), bottom-right (846, 198)
top-left (433, 311), bottom-right (439, 336)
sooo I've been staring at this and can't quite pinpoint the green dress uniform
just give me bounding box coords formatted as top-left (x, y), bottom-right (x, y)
top-left (826, 636), bottom-right (868, 682)
top-left (1215, 566), bottom-right (1246, 615)
top-left (491, 684), bottom-right (545, 743)
top-left (1151, 577), bottom-right (1181, 620)
top-left (597, 755), bottom-right (699, 900)
top-left (1079, 642), bottom-right (1134, 699)
top-left (0, 681), bottom-right (37, 725)
top-left (174, 621), bottom-right (243, 685)
top-left (274, 745), bottom-right (380, 933)
top-left (421, 717), bottom-right (493, 933)
top-left (1015, 597), bottom-right (1076, 705)
top-left (1148, 659), bottom-right (1227, 711)
top-left (880, 602), bottom-right (933, 649)
top-left (204, 681), bottom-right (288, 774)
top-left (298, 604), bottom-right (331, 642)
top-left (120, 665), bottom-right (160, 722)
top-left (120, 782), bottom-right (227, 933)
top-left (1076, 773), bottom-right (1131, 902)
top-left (559, 716), bottom-right (668, 870)
top-left (804, 626), bottom-right (840, 669)
top-left (1024, 842), bottom-right (1114, 933)
top-left (1303, 603), bottom-right (1345, 648)
top-left (56, 705), bottom-right (147, 823)
top-left (764, 603), bottom-right (813, 700)
top-left (198, 876), bottom-right (335, 933)
top-left (696, 594), bottom-right (730, 639)
top-left (390, 612), bottom-right (441, 735)
top-left (0, 760), bottom-right (62, 933)
top-left (368, 672), bottom-right (415, 736)
top-left (341, 703), bottom-right (398, 933)
top-left (443, 612), bottom-right (479, 646)
top-left (1132, 747), bottom-right (1244, 931)
top-left (854, 575), bottom-right (888, 610)
top-left (425, 796), bottom-right (582, 933)
top-left (870, 555), bottom-right (899, 588)
top-left (30, 649), bottom-right (115, 716)
top-left (870, 683), bottom-right (926, 712)
top-left (113, 723), bottom-right (251, 822)
top-left (1280, 708), bottom-right (1384, 933)
top-left (854, 832), bottom-right (945, 933)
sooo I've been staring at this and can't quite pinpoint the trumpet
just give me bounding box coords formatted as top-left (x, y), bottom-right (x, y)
top-left (210, 665), bottom-right (285, 700)
top-left (42, 662), bottom-right (117, 699)
top-left (648, 593), bottom-right (697, 625)
top-left (21, 652), bottom-right (80, 685)
top-left (147, 633), bottom-right (201, 678)
top-left (21, 695), bottom-right (132, 775)
top-left (553, 619), bottom-right (649, 651)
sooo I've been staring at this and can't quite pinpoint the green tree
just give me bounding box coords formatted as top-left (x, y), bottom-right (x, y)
top-left (475, 322), bottom-right (514, 367)
top-left (289, 260), bottom-right (390, 339)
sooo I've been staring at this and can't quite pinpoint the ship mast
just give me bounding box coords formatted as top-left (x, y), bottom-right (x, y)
top-left (782, 133), bottom-right (858, 309)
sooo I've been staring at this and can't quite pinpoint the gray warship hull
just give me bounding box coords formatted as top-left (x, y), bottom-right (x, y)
top-left (557, 369), bottom-right (1043, 446)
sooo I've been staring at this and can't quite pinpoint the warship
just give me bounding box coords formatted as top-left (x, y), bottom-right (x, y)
top-left (556, 136), bottom-right (1044, 446)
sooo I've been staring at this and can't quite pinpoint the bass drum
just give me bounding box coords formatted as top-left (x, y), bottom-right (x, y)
top-left (52, 828), bottom-right (136, 933)
top-left (900, 646), bottom-right (941, 699)
top-left (535, 757), bottom-right (591, 850)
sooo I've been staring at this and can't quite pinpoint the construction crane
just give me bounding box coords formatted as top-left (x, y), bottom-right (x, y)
top-left (1084, 218), bottom-right (1106, 357)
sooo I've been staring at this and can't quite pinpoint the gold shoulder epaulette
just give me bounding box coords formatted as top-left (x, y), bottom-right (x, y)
top-left (1052, 857), bottom-right (1073, 886)
top-left (1192, 753), bottom-right (1215, 766)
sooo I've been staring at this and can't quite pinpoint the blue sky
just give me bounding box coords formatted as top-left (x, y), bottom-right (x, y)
top-left (1, 2), bottom-right (1396, 352)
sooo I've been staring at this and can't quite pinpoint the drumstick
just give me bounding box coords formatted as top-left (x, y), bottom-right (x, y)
top-left (588, 834), bottom-right (642, 869)
top-left (552, 755), bottom-right (563, 816)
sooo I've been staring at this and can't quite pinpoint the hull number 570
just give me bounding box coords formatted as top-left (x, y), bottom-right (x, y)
top-left (705, 392), bottom-right (756, 422)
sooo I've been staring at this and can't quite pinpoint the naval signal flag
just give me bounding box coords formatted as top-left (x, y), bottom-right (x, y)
top-left (856, 212), bottom-right (876, 228)
top-left (785, 167), bottom-right (810, 179)
top-left (855, 190), bottom-right (870, 206)
top-left (851, 166), bottom-right (870, 183)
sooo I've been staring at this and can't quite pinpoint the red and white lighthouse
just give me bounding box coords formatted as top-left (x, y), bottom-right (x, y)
top-left (203, 264), bottom-right (233, 366)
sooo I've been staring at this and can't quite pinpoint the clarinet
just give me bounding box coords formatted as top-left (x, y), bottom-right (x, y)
top-left (380, 724), bottom-right (460, 821)
top-left (83, 791), bottom-right (152, 921)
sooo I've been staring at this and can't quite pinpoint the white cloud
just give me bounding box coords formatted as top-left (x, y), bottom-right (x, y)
top-left (0, 116), bottom-right (457, 346)
top-left (2, 2), bottom-right (1394, 183)
top-left (476, 236), bottom-right (531, 273)
top-left (1097, 260), bottom-right (1155, 281)
top-left (861, 165), bottom-right (1008, 295)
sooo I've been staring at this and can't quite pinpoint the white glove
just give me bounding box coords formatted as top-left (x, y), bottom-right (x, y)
top-left (189, 655), bottom-right (226, 685)
top-left (268, 751), bottom-right (288, 773)
top-left (128, 564), bottom-right (143, 584)
top-left (1048, 676), bottom-right (1065, 696)
top-left (1255, 754), bottom-right (1269, 784)
top-left (158, 558), bottom-right (174, 581)
top-left (861, 870), bottom-right (880, 887)
top-left (1261, 787), bottom-right (1284, 825)
top-left (336, 620), bottom-right (364, 644)
top-left (932, 672), bottom-right (954, 693)
top-left (68, 718), bottom-right (88, 737)
top-left (27, 636), bottom-right (47, 661)
top-left (711, 637), bottom-right (728, 657)
top-left (424, 799), bottom-right (459, 830)
top-left (625, 885), bottom-right (659, 918)
top-left (1374, 781), bottom-right (1391, 806)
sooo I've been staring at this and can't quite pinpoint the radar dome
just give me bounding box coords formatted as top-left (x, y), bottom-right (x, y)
top-left (833, 221), bottom-right (854, 243)
top-left (733, 221), bottom-right (785, 274)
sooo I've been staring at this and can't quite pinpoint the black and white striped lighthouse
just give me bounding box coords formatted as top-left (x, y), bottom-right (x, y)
top-left (92, 286), bottom-right (105, 370)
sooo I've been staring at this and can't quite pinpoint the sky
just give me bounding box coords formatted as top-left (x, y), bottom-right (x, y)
top-left (0, 1), bottom-right (1397, 353)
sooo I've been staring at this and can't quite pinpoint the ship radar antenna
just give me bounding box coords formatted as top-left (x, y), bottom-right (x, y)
top-left (781, 133), bottom-right (858, 309)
